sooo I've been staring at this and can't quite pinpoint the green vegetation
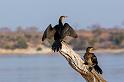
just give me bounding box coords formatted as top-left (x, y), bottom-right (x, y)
top-left (0, 26), bottom-right (124, 50)
top-left (36, 47), bottom-right (42, 51)
top-left (0, 27), bottom-right (41, 50)
top-left (14, 37), bottom-right (28, 49)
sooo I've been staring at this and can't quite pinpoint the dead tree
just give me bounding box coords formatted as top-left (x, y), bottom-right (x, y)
top-left (57, 41), bottom-right (107, 82)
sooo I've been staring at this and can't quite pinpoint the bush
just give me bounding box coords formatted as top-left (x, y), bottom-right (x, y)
top-left (36, 47), bottom-right (42, 51)
top-left (14, 37), bottom-right (28, 49)
top-left (4, 44), bottom-right (15, 50)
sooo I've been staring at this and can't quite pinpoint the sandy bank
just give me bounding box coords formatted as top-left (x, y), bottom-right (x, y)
top-left (0, 47), bottom-right (52, 55)
top-left (0, 47), bottom-right (124, 55)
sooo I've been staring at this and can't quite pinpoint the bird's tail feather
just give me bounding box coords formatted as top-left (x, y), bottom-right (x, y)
top-left (52, 40), bottom-right (62, 52)
top-left (94, 65), bottom-right (103, 74)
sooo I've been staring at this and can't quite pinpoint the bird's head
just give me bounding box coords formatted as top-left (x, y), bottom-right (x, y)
top-left (59, 16), bottom-right (68, 25)
top-left (59, 16), bottom-right (68, 21)
top-left (60, 16), bottom-right (68, 19)
top-left (86, 47), bottom-right (95, 53)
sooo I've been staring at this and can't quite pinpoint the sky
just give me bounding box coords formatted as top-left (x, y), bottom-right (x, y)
top-left (0, 0), bottom-right (124, 30)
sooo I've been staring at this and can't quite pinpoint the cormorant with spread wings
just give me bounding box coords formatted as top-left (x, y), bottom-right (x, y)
top-left (42, 16), bottom-right (78, 52)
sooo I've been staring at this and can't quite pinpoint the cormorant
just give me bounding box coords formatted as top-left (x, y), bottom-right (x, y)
top-left (42, 16), bottom-right (78, 52)
top-left (83, 47), bottom-right (103, 74)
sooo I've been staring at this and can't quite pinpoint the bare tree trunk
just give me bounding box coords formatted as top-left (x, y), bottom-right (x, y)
top-left (58, 41), bottom-right (106, 82)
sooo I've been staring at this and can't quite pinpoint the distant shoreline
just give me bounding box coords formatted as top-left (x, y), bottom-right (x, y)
top-left (0, 48), bottom-right (124, 55)
top-left (0, 48), bottom-right (52, 55)
top-left (76, 49), bottom-right (124, 55)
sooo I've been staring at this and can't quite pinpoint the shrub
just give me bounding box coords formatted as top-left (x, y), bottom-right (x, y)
top-left (36, 47), bottom-right (42, 51)
top-left (14, 37), bottom-right (28, 49)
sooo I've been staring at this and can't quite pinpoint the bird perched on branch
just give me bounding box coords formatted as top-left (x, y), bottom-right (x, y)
top-left (83, 47), bottom-right (103, 74)
top-left (42, 16), bottom-right (78, 52)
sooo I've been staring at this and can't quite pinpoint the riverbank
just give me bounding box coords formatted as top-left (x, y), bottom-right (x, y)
top-left (0, 46), bottom-right (52, 55)
top-left (0, 48), bottom-right (124, 55)
top-left (76, 49), bottom-right (124, 55)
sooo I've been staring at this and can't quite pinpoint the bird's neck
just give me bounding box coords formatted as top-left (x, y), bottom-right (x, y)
top-left (86, 51), bottom-right (92, 53)
top-left (59, 19), bottom-right (63, 25)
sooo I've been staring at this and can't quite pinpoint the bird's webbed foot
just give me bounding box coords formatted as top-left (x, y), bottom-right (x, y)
top-left (88, 66), bottom-right (93, 72)
top-left (84, 62), bottom-right (88, 65)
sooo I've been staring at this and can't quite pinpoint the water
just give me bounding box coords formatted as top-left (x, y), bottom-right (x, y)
top-left (0, 53), bottom-right (123, 82)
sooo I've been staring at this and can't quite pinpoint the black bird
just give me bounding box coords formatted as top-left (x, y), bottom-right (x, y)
top-left (83, 47), bottom-right (103, 74)
top-left (42, 16), bottom-right (78, 52)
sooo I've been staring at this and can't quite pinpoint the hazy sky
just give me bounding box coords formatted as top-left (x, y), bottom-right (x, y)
top-left (0, 0), bottom-right (124, 30)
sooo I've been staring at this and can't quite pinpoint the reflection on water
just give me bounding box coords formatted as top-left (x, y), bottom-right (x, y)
top-left (0, 53), bottom-right (123, 82)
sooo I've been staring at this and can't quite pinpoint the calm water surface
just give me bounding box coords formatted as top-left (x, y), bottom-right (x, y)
top-left (0, 53), bottom-right (123, 82)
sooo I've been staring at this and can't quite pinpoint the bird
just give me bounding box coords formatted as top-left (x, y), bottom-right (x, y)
top-left (83, 47), bottom-right (103, 74)
top-left (42, 16), bottom-right (78, 52)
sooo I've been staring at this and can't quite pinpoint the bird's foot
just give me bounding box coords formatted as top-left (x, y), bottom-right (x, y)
top-left (88, 66), bottom-right (93, 72)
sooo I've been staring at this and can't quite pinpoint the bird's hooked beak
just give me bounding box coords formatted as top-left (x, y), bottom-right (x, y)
top-left (91, 47), bottom-right (95, 51)
top-left (64, 16), bottom-right (68, 18)
top-left (61, 16), bottom-right (68, 19)
top-left (87, 47), bottom-right (95, 53)
top-left (60, 16), bottom-right (68, 23)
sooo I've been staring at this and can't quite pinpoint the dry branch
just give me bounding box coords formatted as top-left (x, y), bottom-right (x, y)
top-left (58, 41), bottom-right (107, 82)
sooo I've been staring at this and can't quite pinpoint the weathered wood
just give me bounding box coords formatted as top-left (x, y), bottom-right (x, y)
top-left (59, 41), bottom-right (107, 82)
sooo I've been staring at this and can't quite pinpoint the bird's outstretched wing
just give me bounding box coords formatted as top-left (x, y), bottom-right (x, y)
top-left (62, 23), bottom-right (78, 39)
top-left (42, 24), bottom-right (55, 41)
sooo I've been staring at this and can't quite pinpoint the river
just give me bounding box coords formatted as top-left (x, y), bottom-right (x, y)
top-left (0, 53), bottom-right (123, 82)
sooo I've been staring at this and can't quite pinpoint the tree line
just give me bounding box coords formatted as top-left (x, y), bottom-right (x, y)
top-left (0, 25), bottom-right (124, 50)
